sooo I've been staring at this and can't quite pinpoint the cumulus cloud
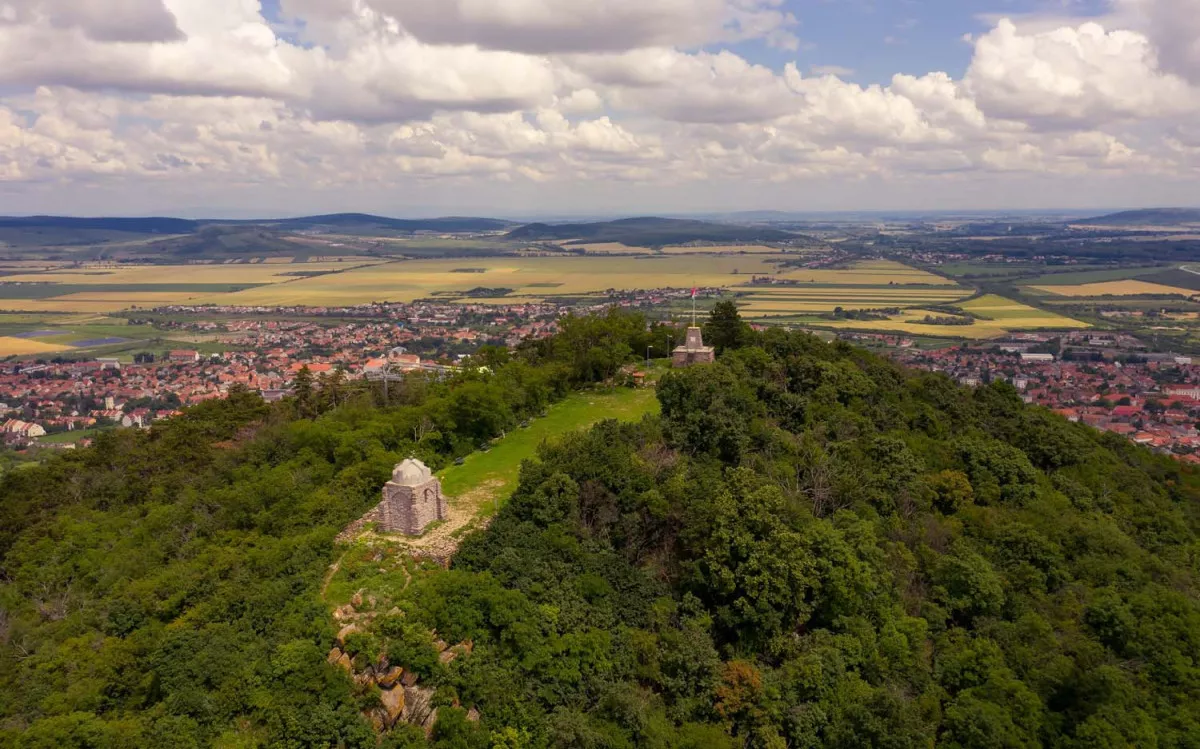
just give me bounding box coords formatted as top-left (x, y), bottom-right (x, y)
top-left (965, 19), bottom-right (1197, 126)
top-left (282, 0), bottom-right (797, 53)
top-left (1119, 0), bottom-right (1200, 84)
top-left (0, 0), bottom-right (1197, 211)
top-left (0, 0), bottom-right (181, 43)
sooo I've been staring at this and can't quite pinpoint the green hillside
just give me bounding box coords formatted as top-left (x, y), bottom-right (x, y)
top-left (2, 308), bottom-right (1200, 747)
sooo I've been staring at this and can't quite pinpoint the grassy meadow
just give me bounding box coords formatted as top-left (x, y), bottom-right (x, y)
top-left (439, 385), bottom-right (660, 513)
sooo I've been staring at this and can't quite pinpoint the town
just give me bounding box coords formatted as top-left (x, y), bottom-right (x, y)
top-left (0, 290), bottom-right (711, 448)
top-left (6, 293), bottom-right (1200, 465)
top-left (887, 331), bottom-right (1200, 463)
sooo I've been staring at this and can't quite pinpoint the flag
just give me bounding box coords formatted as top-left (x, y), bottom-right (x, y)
top-left (691, 287), bottom-right (697, 299)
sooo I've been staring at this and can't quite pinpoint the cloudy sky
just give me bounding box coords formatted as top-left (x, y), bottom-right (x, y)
top-left (0, 0), bottom-right (1197, 217)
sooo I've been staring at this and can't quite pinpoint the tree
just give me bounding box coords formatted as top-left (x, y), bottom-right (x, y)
top-left (704, 300), bottom-right (752, 355)
top-left (292, 365), bottom-right (316, 418)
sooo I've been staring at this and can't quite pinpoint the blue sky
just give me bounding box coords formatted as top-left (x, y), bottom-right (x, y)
top-left (722, 0), bottom-right (1113, 83)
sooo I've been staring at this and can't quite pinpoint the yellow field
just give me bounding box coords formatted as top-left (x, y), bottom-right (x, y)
top-left (804, 295), bottom-right (1088, 338)
top-left (0, 262), bottom-right (371, 285)
top-left (49, 291), bottom-right (210, 304)
top-left (205, 255), bottom-right (787, 306)
top-left (1031, 280), bottom-right (1198, 297)
top-left (0, 336), bottom-right (73, 356)
top-left (0, 300), bottom-right (139, 313)
top-left (659, 245), bottom-right (789, 255)
top-left (735, 287), bottom-right (968, 298)
top-left (0, 256), bottom-right (964, 313)
top-left (452, 297), bottom-right (546, 305)
top-left (774, 259), bottom-right (957, 285)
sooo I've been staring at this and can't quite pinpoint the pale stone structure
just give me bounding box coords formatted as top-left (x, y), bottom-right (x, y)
top-left (377, 458), bottom-right (447, 536)
top-left (672, 326), bottom-right (716, 367)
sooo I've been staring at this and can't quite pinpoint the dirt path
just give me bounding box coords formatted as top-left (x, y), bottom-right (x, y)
top-left (339, 479), bottom-right (506, 564)
top-left (399, 479), bottom-right (503, 560)
top-left (320, 550), bottom-right (347, 600)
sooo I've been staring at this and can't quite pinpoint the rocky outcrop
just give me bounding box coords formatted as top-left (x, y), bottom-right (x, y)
top-left (328, 625), bottom-right (475, 737)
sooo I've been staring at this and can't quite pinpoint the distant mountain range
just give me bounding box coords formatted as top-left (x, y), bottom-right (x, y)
top-left (0, 213), bottom-right (515, 237)
top-left (504, 216), bottom-right (798, 246)
top-left (1080, 208), bottom-right (1200, 226)
top-left (255, 214), bottom-right (516, 233)
top-left (0, 213), bottom-right (807, 259)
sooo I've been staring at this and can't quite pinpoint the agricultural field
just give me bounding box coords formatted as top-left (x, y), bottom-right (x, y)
top-left (658, 244), bottom-right (795, 255)
top-left (0, 313), bottom-right (231, 360)
top-left (771, 259), bottom-right (958, 286)
top-left (805, 295), bottom-right (1088, 338)
top-left (0, 260), bottom-right (384, 312)
top-left (1030, 280), bottom-right (1198, 298)
top-left (567, 242), bottom-right (648, 254)
top-left (0, 336), bottom-right (73, 356)
top-left (0, 254), bottom-right (967, 314)
top-left (207, 255), bottom-right (781, 306)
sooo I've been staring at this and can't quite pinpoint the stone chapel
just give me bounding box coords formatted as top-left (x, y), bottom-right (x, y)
top-left (377, 458), bottom-right (447, 536)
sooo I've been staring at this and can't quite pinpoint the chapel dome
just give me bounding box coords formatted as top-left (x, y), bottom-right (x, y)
top-left (393, 458), bottom-right (431, 485)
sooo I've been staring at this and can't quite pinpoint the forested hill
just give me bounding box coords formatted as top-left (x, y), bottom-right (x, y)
top-left (1081, 207), bottom-right (1200, 226)
top-left (503, 217), bottom-right (798, 246)
top-left (4, 307), bottom-right (1200, 747)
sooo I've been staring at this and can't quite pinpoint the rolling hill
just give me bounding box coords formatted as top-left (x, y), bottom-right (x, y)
top-left (1080, 208), bottom-right (1200, 226)
top-left (504, 216), bottom-right (800, 246)
top-left (259, 214), bottom-right (516, 234)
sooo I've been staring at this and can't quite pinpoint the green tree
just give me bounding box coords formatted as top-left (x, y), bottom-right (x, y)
top-left (704, 300), bottom-right (752, 355)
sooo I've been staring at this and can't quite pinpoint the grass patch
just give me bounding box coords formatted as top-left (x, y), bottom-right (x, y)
top-left (439, 386), bottom-right (660, 511)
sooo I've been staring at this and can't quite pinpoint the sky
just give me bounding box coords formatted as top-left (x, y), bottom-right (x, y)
top-left (0, 0), bottom-right (1198, 218)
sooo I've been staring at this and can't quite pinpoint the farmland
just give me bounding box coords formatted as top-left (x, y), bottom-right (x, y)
top-left (0, 252), bottom-right (1091, 345)
top-left (770, 294), bottom-right (1088, 339)
top-left (1030, 280), bottom-right (1198, 298)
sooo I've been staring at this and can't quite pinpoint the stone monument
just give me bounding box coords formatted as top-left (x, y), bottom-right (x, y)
top-left (377, 458), bottom-right (447, 535)
top-left (672, 288), bottom-right (715, 366)
top-left (672, 326), bottom-right (715, 366)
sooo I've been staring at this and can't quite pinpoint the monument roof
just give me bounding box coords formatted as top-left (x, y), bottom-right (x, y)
top-left (393, 458), bottom-right (433, 486)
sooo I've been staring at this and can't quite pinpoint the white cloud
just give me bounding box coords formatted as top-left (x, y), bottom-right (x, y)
top-left (965, 19), bottom-right (1198, 126)
top-left (0, 0), bottom-right (181, 43)
top-left (0, 2), bottom-right (1197, 212)
top-left (1118, 0), bottom-right (1200, 84)
top-left (282, 0), bottom-right (796, 53)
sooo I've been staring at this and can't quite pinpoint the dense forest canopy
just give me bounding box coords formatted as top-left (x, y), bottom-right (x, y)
top-left (3, 305), bottom-right (1200, 747)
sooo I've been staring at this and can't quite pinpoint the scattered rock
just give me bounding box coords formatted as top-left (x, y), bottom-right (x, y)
top-left (326, 647), bottom-right (343, 665)
top-left (368, 595), bottom-right (377, 608)
top-left (369, 708), bottom-right (388, 733)
top-left (401, 670), bottom-right (419, 687)
top-left (378, 666), bottom-right (404, 688)
top-left (433, 639), bottom-right (448, 653)
top-left (403, 684), bottom-right (437, 731)
top-left (335, 623), bottom-right (360, 645)
top-left (380, 687), bottom-right (405, 725)
top-left (336, 652), bottom-right (353, 673)
top-left (438, 649), bottom-right (457, 665)
top-left (351, 591), bottom-right (364, 608)
top-left (387, 607), bottom-right (403, 617)
top-left (466, 707), bottom-right (481, 723)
